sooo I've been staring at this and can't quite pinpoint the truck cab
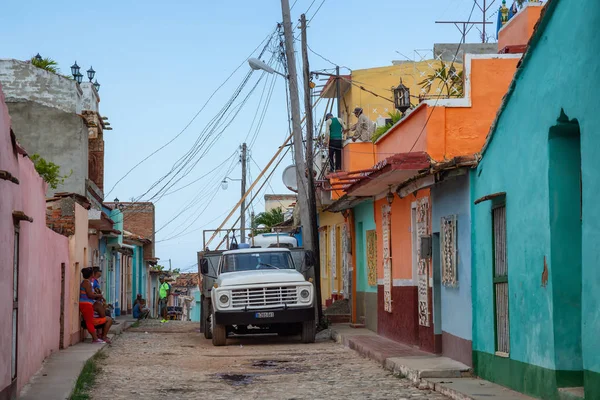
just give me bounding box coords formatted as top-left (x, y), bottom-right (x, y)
top-left (199, 247), bottom-right (316, 346)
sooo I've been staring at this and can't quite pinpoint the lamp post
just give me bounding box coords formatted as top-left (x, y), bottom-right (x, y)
top-left (393, 79), bottom-right (411, 114)
top-left (70, 61), bottom-right (80, 80)
top-left (87, 66), bottom-right (96, 82)
top-left (34, 53), bottom-right (42, 62)
top-left (93, 79), bottom-right (101, 92)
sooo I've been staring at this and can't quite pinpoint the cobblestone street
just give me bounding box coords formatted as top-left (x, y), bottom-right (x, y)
top-left (89, 321), bottom-right (450, 400)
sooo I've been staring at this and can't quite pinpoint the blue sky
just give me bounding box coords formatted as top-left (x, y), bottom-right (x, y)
top-left (0, 0), bottom-right (498, 271)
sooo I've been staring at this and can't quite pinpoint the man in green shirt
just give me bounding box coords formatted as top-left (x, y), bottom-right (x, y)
top-left (324, 113), bottom-right (346, 171)
top-left (158, 276), bottom-right (171, 322)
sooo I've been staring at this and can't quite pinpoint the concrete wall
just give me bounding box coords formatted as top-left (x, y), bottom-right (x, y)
top-left (0, 59), bottom-right (82, 114)
top-left (0, 59), bottom-right (93, 198)
top-left (471, 0), bottom-right (600, 398)
top-left (8, 102), bottom-right (88, 196)
top-left (431, 174), bottom-right (472, 366)
top-left (433, 43), bottom-right (497, 62)
top-left (0, 84), bottom-right (70, 396)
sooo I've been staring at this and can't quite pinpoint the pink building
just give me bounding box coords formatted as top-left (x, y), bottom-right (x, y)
top-left (0, 85), bottom-right (70, 397)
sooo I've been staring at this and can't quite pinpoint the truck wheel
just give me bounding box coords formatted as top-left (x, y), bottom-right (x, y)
top-left (203, 301), bottom-right (212, 340)
top-left (301, 319), bottom-right (316, 343)
top-left (212, 312), bottom-right (227, 346)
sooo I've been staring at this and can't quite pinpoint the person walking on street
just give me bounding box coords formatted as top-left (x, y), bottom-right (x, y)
top-left (347, 107), bottom-right (375, 142)
top-left (159, 276), bottom-right (171, 323)
top-left (324, 112), bottom-right (346, 171)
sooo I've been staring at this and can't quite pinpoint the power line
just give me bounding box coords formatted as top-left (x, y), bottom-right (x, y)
top-left (106, 29), bottom-right (277, 198)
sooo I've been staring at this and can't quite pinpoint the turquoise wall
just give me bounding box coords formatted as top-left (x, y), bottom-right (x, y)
top-left (471, 0), bottom-right (600, 397)
top-left (431, 174), bottom-right (472, 342)
top-left (353, 200), bottom-right (376, 293)
top-left (191, 288), bottom-right (201, 322)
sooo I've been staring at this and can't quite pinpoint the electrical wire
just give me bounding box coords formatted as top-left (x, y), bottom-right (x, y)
top-left (105, 29), bottom-right (277, 198)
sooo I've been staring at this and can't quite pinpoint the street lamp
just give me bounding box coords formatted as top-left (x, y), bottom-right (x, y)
top-left (386, 186), bottom-right (395, 205)
top-left (70, 61), bottom-right (80, 79)
top-left (75, 73), bottom-right (83, 84)
top-left (87, 66), bottom-right (95, 82)
top-left (248, 58), bottom-right (288, 79)
top-left (393, 79), bottom-right (411, 114)
top-left (34, 53), bottom-right (42, 62)
top-left (93, 79), bottom-right (101, 92)
top-left (113, 197), bottom-right (124, 211)
top-left (221, 176), bottom-right (241, 190)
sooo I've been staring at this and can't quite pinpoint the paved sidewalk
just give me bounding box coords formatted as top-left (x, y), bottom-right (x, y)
top-left (19, 340), bottom-right (108, 400)
top-left (330, 324), bottom-right (535, 400)
top-left (18, 316), bottom-right (136, 399)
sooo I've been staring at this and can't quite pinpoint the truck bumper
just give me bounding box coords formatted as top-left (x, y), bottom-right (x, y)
top-left (214, 306), bottom-right (314, 325)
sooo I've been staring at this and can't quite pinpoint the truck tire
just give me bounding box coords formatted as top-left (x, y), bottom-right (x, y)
top-left (203, 300), bottom-right (212, 340)
top-left (301, 319), bottom-right (316, 343)
top-left (212, 312), bottom-right (227, 346)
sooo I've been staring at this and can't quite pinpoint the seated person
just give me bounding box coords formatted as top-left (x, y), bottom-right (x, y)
top-left (80, 267), bottom-right (112, 343)
top-left (133, 299), bottom-right (150, 320)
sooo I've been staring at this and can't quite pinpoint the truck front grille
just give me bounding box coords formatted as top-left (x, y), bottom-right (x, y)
top-left (231, 286), bottom-right (297, 308)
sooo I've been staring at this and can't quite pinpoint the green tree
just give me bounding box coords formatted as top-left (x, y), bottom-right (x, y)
top-left (30, 56), bottom-right (60, 74)
top-left (152, 265), bottom-right (165, 272)
top-left (30, 154), bottom-right (72, 189)
top-left (252, 207), bottom-right (285, 234)
top-left (172, 268), bottom-right (181, 274)
top-left (419, 62), bottom-right (464, 99)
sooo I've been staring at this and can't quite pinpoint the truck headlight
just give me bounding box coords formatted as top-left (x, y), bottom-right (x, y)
top-left (219, 294), bottom-right (229, 304)
top-left (300, 289), bottom-right (310, 301)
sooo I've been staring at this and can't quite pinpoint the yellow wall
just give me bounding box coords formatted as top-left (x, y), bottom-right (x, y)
top-left (341, 60), bottom-right (462, 129)
top-left (318, 210), bottom-right (345, 304)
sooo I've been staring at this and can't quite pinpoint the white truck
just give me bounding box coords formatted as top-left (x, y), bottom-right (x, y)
top-left (199, 247), bottom-right (316, 346)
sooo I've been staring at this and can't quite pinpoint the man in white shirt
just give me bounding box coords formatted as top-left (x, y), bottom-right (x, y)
top-left (347, 107), bottom-right (375, 142)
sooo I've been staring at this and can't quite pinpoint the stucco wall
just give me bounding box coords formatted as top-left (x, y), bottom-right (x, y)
top-left (354, 201), bottom-right (376, 293)
top-left (66, 203), bottom-right (90, 346)
top-left (431, 175), bottom-right (472, 341)
top-left (8, 101), bottom-right (88, 196)
top-left (0, 85), bottom-right (70, 395)
top-left (0, 59), bottom-right (82, 114)
top-left (471, 0), bottom-right (600, 397)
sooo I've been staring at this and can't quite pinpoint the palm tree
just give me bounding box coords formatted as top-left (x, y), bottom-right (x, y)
top-left (418, 62), bottom-right (464, 98)
top-left (252, 207), bottom-right (285, 234)
top-left (30, 56), bottom-right (60, 74)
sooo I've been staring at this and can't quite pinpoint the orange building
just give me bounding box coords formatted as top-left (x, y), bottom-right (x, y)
top-left (322, 51), bottom-right (521, 353)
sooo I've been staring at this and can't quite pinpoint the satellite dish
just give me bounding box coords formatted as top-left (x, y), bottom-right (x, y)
top-left (282, 165), bottom-right (298, 192)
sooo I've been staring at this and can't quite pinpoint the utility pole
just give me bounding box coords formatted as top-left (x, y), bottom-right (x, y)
top-left (250, 211), bottom-right (255, 247)
top-left (240, 143), bottom-right (247, 243)
top-left (300, 13), bottom-right (323, 323)
top-left (336, 65), bottom-right (341, 118)
top-left (280, 0), bottom-right (316, 297)
top-left (168, 259), bottom-right (172, 271)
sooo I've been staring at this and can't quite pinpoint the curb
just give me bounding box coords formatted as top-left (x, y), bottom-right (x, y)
top-left (331, 328), bottom-right (478, 400)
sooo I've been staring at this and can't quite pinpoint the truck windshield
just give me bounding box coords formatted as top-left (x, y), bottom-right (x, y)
top-left (221, 251), bottom-right (295, 273)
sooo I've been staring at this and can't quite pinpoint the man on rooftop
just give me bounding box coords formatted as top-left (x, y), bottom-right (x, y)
top-left (347, 107), bottom-right (375, 142)
top-left (324, 112), bottom-right (346, 171)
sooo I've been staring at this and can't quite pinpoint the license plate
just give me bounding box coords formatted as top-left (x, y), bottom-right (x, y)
top-left (255, 312), bottom-right (274, 319)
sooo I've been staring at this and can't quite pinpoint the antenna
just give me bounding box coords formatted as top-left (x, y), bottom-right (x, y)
top-left (435, 0), bottom-right (495, 43)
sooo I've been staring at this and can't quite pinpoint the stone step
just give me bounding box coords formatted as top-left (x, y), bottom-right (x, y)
top-left (559, 387), bottom-right (585, 400)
